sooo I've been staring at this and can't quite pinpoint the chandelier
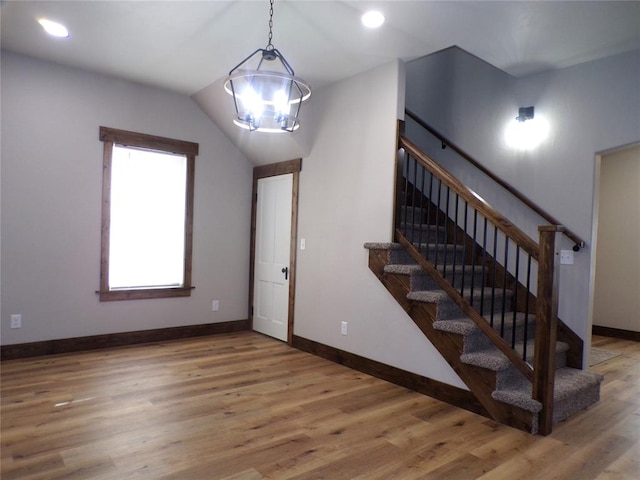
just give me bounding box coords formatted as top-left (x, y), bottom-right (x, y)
top-left (224, 0), bottom-right (311, 133)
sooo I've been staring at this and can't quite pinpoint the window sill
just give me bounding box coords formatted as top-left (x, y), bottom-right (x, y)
top-left (96, 286), bottom-right (194, 302)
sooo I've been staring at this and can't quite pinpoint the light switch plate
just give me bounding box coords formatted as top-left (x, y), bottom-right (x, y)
top-left (560, 250), bottom-right (574, 265)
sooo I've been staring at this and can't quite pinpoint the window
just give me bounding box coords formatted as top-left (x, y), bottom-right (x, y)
top-left (98, 127), bottom-right (198, 301)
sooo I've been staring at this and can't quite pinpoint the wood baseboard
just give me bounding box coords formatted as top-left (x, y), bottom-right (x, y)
top-left (592, 325), bottom-right (640, 342)
top-left (292, 335), bottom-right (488, 419)
top-left (1, 320), bottom-right (250, 361)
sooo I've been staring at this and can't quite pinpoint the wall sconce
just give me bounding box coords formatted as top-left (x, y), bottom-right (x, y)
top-left (516, 106), bottom-right (534, 122)
top-left (505, 106), bottom-right (549, 150)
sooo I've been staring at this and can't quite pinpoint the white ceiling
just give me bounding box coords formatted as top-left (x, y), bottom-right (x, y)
top-left (2, 1), bottom-right (639, 164)
top-left (2, 1), bottom-right (639, 95)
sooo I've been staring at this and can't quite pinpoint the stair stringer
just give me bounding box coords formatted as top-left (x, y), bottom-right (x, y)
top-left (366, 243), bottom-right (539, 433)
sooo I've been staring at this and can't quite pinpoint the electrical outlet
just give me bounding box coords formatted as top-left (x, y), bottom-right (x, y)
top-left (10, 314), bottom-right (22, 329)
top-left (212, 300), bottom-right (220, 311)
top-left (341, 321), bottom-right (348, 335)
top-left (300, 238), bottom-right (306, 250)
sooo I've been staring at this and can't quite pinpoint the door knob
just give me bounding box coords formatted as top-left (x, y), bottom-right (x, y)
top-left (281, 267), bottom-right (289, 280)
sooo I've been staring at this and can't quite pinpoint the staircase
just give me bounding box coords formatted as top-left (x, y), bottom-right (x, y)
top-left (364, 120), bottom-right (602, 435)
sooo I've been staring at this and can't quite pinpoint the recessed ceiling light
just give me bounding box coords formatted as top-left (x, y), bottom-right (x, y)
top-left (361, 10), bottom-right (385, 29)
top-left (37, 18), bottom-right (69, 38)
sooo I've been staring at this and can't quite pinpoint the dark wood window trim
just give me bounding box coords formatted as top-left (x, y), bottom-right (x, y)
top-left (98, 126), bottom-right (198, 301)
top-left (250, 158), bottom-right (302, 344)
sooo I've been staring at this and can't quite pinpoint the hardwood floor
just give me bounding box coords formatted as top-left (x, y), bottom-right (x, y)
top-left (1, 332), bottom-right (638, 479)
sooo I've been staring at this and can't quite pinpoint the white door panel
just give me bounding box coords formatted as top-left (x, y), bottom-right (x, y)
top-left (253, 174), bottom-right (293, 341)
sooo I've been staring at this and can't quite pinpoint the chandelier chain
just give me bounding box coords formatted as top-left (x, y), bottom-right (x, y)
top-left (267, 0), bottom-right (275, 50)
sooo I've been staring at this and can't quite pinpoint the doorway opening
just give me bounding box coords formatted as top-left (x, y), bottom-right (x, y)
top-left (591, 143), bottom-right (639, 340)
top-left (250, 159), bottom-right (301, 344)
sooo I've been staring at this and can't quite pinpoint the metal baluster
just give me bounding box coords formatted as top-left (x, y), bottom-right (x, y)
top-left (480, 217), bottom-right (488, 318)
top-left (500, 235), bottom-right (509, 339)
top-left (443, 186), bottom-right (450, 279)
top-left (512, 246), bottom-right (521, 350)
top-left (410, 156), bottom-right (417, 242)
top-left (469, 210), bottom-right (478, 306)
top-left (490, 226), bottom-right (499, 327)
top-left (417, 164), bottom-right (425, 252)
top-left (402, 153), bottom-right (409, 235)
top-left (434, 179), bottom-right (443, 268)
top-left (425, 171), bottom-right (434, 262)
top-left (460, 202), bottom-right (469, 297)
top-left (452, 194), bottom-right (460, 289)
top-left (523, 255), bottom-right (533, 361)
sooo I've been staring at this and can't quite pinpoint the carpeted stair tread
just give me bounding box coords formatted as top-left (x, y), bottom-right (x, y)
top-left (428, 264), bottom-right (486, 276)
top-left (406, 289), bottom-right (452, 304)
top-left (365, 242), bottom-right (603, 432)
top-left (399, 222), bottom-right (447, 231)
top-left (438, 264), bottom-right (482, 273)
top-left (552, 368), bottom-right (603, 424)
top-left (432, 318), bottom-right (478, 336)
top-left (384, 263), bottom-right (486, 291)
top-left (384, 264), bottom-right (423, 275)
top-left (413, 242), bottom-right (465, 251)
top-left (433, 312), bottom-right (535, 336)
top-left (364, 242), bottom-right (403, 250)
top-left (461, 348), bottom-right (514, 372)
top-left (492, 381), bottom-right (543, 413)
top-left (408, 287), bottom-right (513, 321)
top-left (552, 367), bottom-right (603, 402)
top-left (460, 340), bottom-right (569, 371)
top-left (399, 206), bottom-right (428, 220)
top-left (407, 287), bottom-right (511, 304)
top-left (435, 312), bottom-right (538, 354)
top-left (399, 224), bottom-right (448, 242)
top-left (364, 243), bottom-right (417, 265)
top-left (491, 367), bottom-right (604, 417)
top-left (383, 264), bottom-right (477, 275)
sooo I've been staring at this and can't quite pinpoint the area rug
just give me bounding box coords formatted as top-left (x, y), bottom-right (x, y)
top-left (589, 348), bottom-right (621, 366)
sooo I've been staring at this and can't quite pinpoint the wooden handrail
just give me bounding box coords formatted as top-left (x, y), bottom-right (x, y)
top-left (405, 109), bottom-right (586, 250)
top-left (399, 136), bottom-right (540, 260)
top-left (397, 122), bottom-right (567, 432)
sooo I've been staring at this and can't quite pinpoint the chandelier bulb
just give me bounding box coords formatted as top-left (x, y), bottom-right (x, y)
top-left (224, 0), bottom-right (310, 133)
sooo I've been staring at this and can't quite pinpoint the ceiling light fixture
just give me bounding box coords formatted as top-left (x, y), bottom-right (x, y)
top-left (361, 10), bottom-right (385, 29)
top-left (37, 18), bottom-right (69, 38)
top-left (224, 0), bottom-right (311, 133)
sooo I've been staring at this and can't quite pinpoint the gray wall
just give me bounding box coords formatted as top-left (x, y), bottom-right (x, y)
top-left (294, 61), bottom-right (466, 388)
top-left (406, 48), bottom-right (640, 355)
top-left (10, 45), bottom-right (635, 386)
top-left (1, 52), bottom-right (466, 389)
top-left (1, 52), bottom-right (253, 345)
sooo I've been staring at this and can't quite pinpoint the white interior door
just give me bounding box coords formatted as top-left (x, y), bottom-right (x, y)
top-left (253, 174), bottom-right (293, 341)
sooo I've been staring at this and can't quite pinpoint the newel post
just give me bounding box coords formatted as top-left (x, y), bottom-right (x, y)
top-left (533, 225), bottom-right (564, 435)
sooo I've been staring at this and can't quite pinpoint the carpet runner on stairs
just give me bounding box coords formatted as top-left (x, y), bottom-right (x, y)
top-left (364, 241), bottom-right (603, 434)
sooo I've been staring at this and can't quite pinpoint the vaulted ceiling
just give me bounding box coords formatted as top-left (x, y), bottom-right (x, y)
top-left (2, 1), bottom-right (639, 164)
